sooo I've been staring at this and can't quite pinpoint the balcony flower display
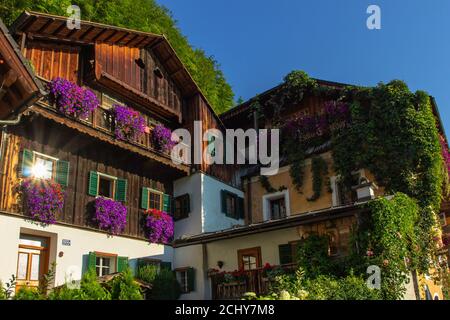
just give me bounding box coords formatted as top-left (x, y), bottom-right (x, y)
top-left (93, 197), bottom-right (127, 235)
top-left (111, 104), bottom-right (146, 142)
top-left (151, 124), bottom-right (176, 153)
top-left (144, 208), bottom-right (174, 244)
top-left (48, 78), bottom-right (99, 118)
top-left (21, 178), bottom-right (65, 226)
top-left (439, 135), bottom-right (450, 177)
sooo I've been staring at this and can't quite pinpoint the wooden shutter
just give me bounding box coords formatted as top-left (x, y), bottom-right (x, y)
top-left (183, 194), bottom-right (190, 215)
top-left (55, 160), bottom-right (70, 187)
top-left (237, 197), bottom-right (245, 220)
top-left (163, 194), bottom-right (172, 214)
top-left (88, 252), bottom-right (97, 272)
top-left (160, 261), bottom-right (172, 270)
top-left (21, 149), bottom-right (33, 177)
top-left (220, 190), bottom-right (227, 214)
top-left (115, 178), bottom-right (127, 202)
top-left (88, 171), bottom-right (99, 196)
top-left (278, 244), bottom-right (293, 265)
top-left (141, 187), bottom-right (149, 209)
top-left (117, 256), bottom-right (129, 272)
top-left (187, 267), bottom-right (195, 292)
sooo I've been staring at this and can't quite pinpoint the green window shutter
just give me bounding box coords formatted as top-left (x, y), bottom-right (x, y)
top-left (237, 197), bottom-right (245, 220)
top-left (117, 256), bottom-right (129, 273)
top-left (115, 178), bottom-right (127, 202)
top-left (21, 149), bottom-right (33, 177)
top-left (163, 194), bottom-right (172, 214)
top-left (279, 244), bottom-right (293, 265)
top-left (88, 252), bottom-right (97, 272)
top-left (221, 190), bottom-right (227, 214)
top-left (88, 171), bottom-right (99, 196)
top-left (141, 187), bottom-right (149, 210)
top-left (160, 261), bottom-right (172, 270)
top-left (55, 160), bottom-right (70, 187)
top-left (187, 267), bottom-right (195, 292)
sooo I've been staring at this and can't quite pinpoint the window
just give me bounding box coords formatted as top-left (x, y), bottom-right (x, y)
top-left (331, 170), bottom-right (364, 207)
top-left (174, 194), bottom-right (190, 221)
top-left (149, 190), bottom-right (162, 210)
top-left (141, 187), bottom-right (172, 212)
top-left (238, 247), bottom-right (261, 271)
top-left (262, 190), bottom-right (290, 221)
top-left (98, 174), bottom-right (115, 198)
top-left (97, 94), bottom-right (119, 131)
top-left (88, 171), bottom-right (127, 202)
top-left (95, 255), bottom-right (115, 277)
top-left (269, 197), bottom-right (286, 220)
top-left (221, 190), bottom-right (244, 220)
top-left (21, 149), bottom-right (70, 187)
top-left (175, 267), bottom-right (195, 294)
top-left (32, 153), bottom-right (56, 180)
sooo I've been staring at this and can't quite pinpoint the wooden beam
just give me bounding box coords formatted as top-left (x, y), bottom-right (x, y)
top-left (1, 69), bottom-right (19, 88)
top-left (77, 26), bottom-right (95, 40)
top-left (36, 18), bottom-right (55, 34)
top-left (52, 21), bottom-right (68, 36)
top-left (91, 28), bottom-right (108, 42)
top-left (123, 34), bottom-right (139, 46)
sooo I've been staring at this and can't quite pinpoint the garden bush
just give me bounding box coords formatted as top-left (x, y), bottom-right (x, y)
top-left (110, 268), bottom-right (143, 300)
top-left (136, 264), bottom-right (159, 284)
top-left (150, 268), bottom-right (181, 300)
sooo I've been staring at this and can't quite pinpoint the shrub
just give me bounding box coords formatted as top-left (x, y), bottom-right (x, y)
top-left (78, 269), bottom-right (111, 300)
top-left (150, 268), bottom-right (181, 300)
top-left (13, 287), bottom-right (43, 300)
top-left (48, 284), bottom-right (81, 300)
top-left (296, 234), bottom-right (333, 278)
top-left (93, 197), bottom-right (127, 235)
top-left (110, 268), bottom-right (143, 300)
top-left (136, 264), bottom-right (159, 284)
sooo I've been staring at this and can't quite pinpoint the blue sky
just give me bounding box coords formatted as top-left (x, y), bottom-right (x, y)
top-left (157, 0), bottom-right (450, 133)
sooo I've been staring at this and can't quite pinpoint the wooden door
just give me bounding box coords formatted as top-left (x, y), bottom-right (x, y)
top-left (16, 236), bottom-right (49, 292)
top-left (237, 247), bottom-right (262, 271)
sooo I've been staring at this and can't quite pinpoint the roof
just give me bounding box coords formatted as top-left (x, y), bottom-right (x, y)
top-left (174, 203), bottom-right (367, 247)
top-left (10, 11), bottom-right (226, 129)
top-left (0, 18), bottom-right (45, 119)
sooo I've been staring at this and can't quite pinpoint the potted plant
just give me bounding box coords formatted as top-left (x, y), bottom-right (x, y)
top-left (151, 124), bottom-right (176, 153)
top-left (48, 78), bottom-right (99, 119)
top-left (21, 178), bottom-right (65, 226)
top-left (111, 104), bottom-right (146, 142)
top-left (144, 208), bottom-right (174, 244)
top-left (93, 197), bottom-right (127, 235)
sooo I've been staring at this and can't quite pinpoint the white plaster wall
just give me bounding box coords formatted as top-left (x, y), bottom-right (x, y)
top-left (173, 244), bottom-right (211, 300)
top-left (206, 227), bottom-right (299, 271)
top-left (202, 174), bottom-right (244, 233)
top-left (173, 173), bottom-right (203, 238)
top-left (0, 213), bottom-right (173, 287)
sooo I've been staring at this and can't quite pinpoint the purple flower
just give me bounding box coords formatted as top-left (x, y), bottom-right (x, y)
top-left (111, 104), bottom-right (146, 142)
top-left (93, 197), bottom-right (127, 235)
top-left (144, 209), bottom-right (174, 244)
top-left (151, 124), bottom-right (176, 153)
top-left (440, 135), bottom-right (450, 177)
top-left (48, 78), bottom-right (99, 118)
top-left (21, 178), bottom-right (65, 225)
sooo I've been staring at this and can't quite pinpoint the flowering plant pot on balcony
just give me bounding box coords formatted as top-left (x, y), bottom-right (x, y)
top-left (144, 208), bottom-right (174, 244)
top-left (93, 197), bottom-right (127, 235)
top-left (151, 124), bottom-right (176, 153)
top-left (111, 104), bottom-right (146, 142)
top-left (48, 78), bottom-right (99, 119)
top-left (20, 178), bottom-right (65, 226)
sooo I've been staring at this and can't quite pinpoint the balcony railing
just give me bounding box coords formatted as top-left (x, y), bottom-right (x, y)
top-left (210, 264), bottom-right (296, 300)
top-left (39, 98), bottom-right (173, 159)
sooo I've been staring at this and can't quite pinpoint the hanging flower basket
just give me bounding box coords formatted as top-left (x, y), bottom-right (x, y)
top-left (151, 124), bottom-right (176, 153)
top-left (21, 178), bottom-right (65, 226)
top-left (93, 197), bottom-right (127, 235)
top-left (144, 208), bottom-right (174, 244)
top-left (111, 104), bottom-right (146, 142)
top-left (48, 78), bottom-right (99, 118)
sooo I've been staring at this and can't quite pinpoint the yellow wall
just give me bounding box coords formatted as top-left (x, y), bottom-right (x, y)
top-left (246, 151), bottom-right (384, 223)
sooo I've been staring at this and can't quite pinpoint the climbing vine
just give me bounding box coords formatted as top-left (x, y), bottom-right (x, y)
top-left (260, 176), bottom-right (286, 194)
top-left (307, 156), bottom-right (328, 202)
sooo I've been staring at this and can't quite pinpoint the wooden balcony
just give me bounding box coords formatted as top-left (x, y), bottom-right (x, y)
top-left (210, 264), bottom-right (296, 300)
top-left (32, 98), bottom-right (189, 174)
